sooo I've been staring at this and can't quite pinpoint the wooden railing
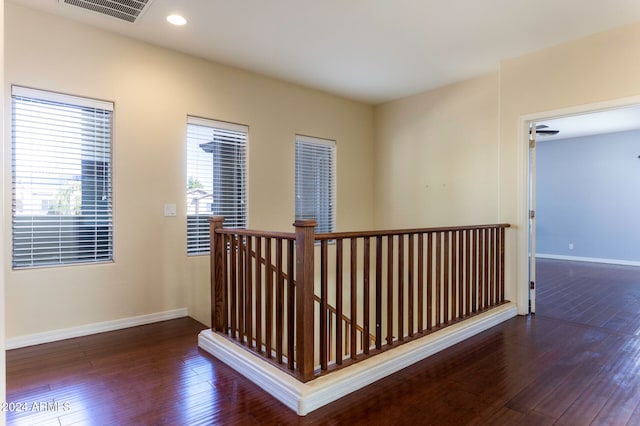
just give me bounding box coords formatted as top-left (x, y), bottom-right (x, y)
top-left (210, 217), bottom-right (510, 382)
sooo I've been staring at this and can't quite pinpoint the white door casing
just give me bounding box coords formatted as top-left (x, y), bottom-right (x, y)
top-left (528, 123), bottom-right (536, 314)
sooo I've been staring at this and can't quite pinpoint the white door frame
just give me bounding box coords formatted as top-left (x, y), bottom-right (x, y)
top-left (515, 95), bottom-right (640, 316)
top-left (529, 123), bottom-right (537, 314)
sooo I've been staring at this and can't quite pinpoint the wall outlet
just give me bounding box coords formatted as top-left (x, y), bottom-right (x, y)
top-left (569, 243), bottom-right (574, 250)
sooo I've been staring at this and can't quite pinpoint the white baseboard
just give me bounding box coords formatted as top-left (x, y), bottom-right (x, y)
top-left (6, 308), bottom-right (189, 350)
top-left (536, 253), bottom-right (640, 267)
top-left (198, 302), bottom-right (518, 416)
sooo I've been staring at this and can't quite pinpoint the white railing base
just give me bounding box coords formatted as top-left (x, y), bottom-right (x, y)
top-left (198, 302), bottom-right (518, 416)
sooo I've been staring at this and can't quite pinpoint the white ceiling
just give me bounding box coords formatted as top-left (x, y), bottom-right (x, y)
top-left (10, 0), bottom-right (640, 105)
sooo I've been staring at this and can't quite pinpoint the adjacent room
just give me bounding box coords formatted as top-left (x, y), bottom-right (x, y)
top-left (535, 108), bottom-right (640, 332)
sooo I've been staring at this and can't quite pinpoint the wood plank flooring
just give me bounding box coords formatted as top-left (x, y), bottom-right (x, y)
top-left (6, 258), bottom-right (640, 425)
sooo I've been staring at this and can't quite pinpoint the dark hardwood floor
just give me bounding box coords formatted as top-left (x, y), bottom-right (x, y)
top-left (6, 258), bottom-right (640, 425)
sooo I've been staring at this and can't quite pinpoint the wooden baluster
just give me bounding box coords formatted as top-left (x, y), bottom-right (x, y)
top-left (363, 237), bottom-right (371, 354)
top-left (499, 226), bottom-right (505, 303)
top-left (469, 230), bottom-right (473, 313)
top-left (468, 230), bottom-right (472, 315)
top-left (398, 234), bottom-right (404, 341)
top-left (465, 229), bottom-right (471, 317)
top-left (418, 233), bottom-right (424, 333)
top-left (427, 232), bottom-right (433, 330)
top-left (387, 235), bottom-right (394, 345)
top-left (478, 229), bottom-right (483, 310)
top-left (458, 230), bottom-right (464, 318)
top-left (265, 237), bottom-right (272, 358)
top-left (408, 233), bottom-right (414, 337)
top-left (472, 229), bottom-right (478, 314)
top-left (245, 236), bottom-right (253, 346)
top-left (435, 232), bottom-right (441, 327)
top-left (451, 230), bottom-right (458, 321)
top-left (287, 239), bottom-right (295, 370)
top-left (480, 229), bottom-right (484, 310)
top-left (229, 234), bottom-right (237, 339)
top-left (443, 231), bottom-right (449, 325)
top-left (375, 236), bottom-right (383, 349)
top-left (209, 216), bottom-right (226, 333)
top-left (483, 228), bottom-right (489, 310)
top-left (336, 238), bottom-right (343, 364)
top-left (255, 237), bottom-right (263, 353)
top-left (489, 228), bottom-right (495, 307)
top-left (485, 228), bottom-right (490, 309)
top-left (496, 228), bottom-right (500, 302)
top-left (350, 238), bottom-right (358, 359)
top-left (294, 220), bottom-right (316, 382)
top-left (320, 240), bottom-right (329, 370)
top-left (223, 234), bottom-right (229, 333)
top-left (238, 235), bottom-right (245, 342)
top-left (477, 229), bottom-right (481, 311)
top-left (276, 238), bottom-right (284, 363)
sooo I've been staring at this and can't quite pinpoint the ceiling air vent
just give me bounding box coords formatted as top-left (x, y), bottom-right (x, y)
top-left (60, 0), bottom-right (153, 23)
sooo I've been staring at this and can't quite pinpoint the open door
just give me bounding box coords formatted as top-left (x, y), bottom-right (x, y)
top-left (529, 123), bottom-right (537, 314)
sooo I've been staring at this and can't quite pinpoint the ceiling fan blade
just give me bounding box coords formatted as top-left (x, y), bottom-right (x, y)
top-left (536, 129), bottom-right (560, 135)
top-left (536, 124), bottom-right (549, 129)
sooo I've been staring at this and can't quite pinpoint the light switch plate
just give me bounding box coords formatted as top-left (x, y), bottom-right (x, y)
top-left (164, 204), bottom-right (177, 217)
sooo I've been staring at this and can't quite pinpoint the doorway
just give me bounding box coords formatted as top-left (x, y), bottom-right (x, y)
top-left (527, 104), bottom-right (640, 317)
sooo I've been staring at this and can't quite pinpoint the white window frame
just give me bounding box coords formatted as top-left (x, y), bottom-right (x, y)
top-left (11, 86), bottom-right (114, 269)
top-left (186, 116), bottom-right (248, 255)
top-left (295, 135), bottom-right (336, 233)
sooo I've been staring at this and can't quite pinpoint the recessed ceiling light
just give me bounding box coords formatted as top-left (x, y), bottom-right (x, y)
top-left (166, 14), bottom-right (187, 26)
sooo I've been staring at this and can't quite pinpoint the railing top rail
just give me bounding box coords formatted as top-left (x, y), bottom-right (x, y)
top-left (210, 216), bottom-right (510, 241)
top-left (314, 223), bottom-right (511, 241)
top-left (215, 228), bottom-right (296, 240)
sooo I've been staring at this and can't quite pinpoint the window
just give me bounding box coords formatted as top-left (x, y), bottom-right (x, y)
top-left (295, 135), bottom-right (336, 233)
top-left (186, 116), bottom-right (248, 255)
top-left (11, 86), bottom-right (113, 268)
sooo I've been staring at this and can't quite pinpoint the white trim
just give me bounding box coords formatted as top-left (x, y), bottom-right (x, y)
top-left (186, 115), bottom-right (248, 133)
top-left (11, 85), bottom-right (114, 111)
top-left (519, 96), bottom-right (640, 125)
top-left (5, 308), bottom-right (188, 350)
top-left (516, 118), bottom-right (530, 315)
top-left (296, 134), bottom-right (336, 146)
top-left (199, 302), bottom-right (518, 416)
top-left (536, 253), bottom-right (640, 267)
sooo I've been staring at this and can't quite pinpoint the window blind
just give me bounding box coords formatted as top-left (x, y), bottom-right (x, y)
top-left (186, 116), bottom-right (248, 255)
top-left (11, 86), bottom-right (113, 268)
top-left (295, 135), bottom-right (336, 233)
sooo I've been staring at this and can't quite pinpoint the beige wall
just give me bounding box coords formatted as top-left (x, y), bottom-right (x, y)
top-left (4, 3), bottom-right (374, 338)
top-left (374, 73), bottom-right (500, 228)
